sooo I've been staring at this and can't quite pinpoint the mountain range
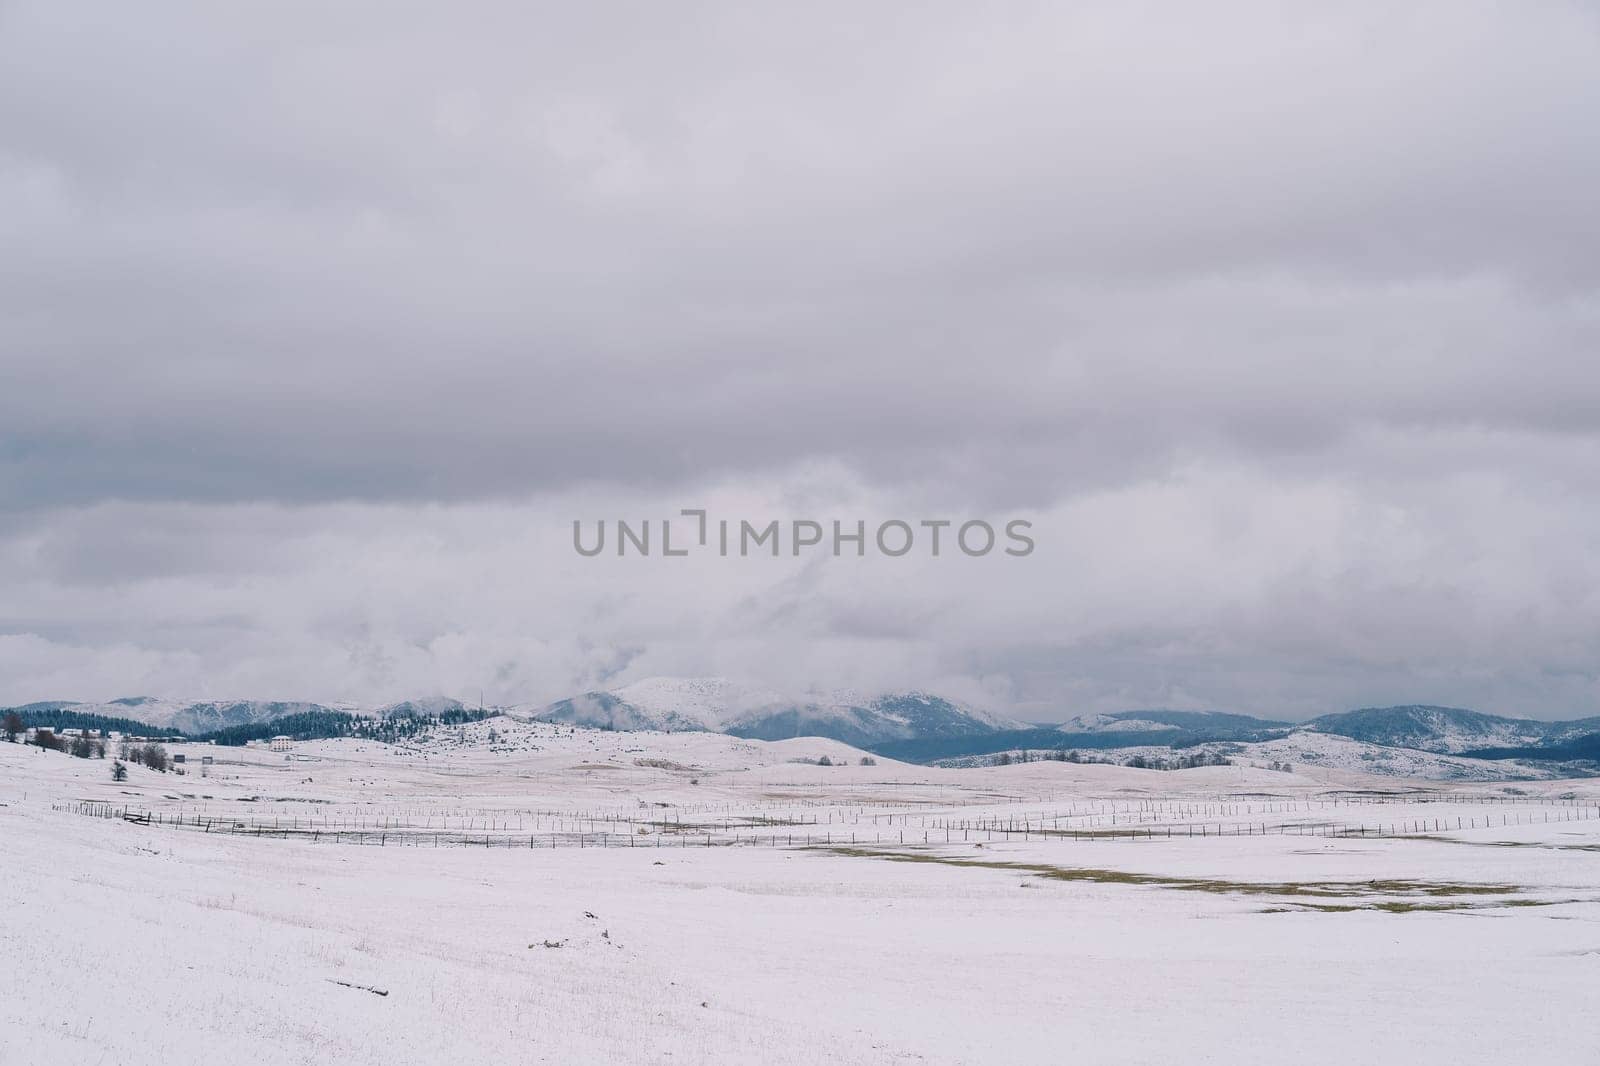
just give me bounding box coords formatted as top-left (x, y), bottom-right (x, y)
top-left (6, 685), bottom-right (1600, 766)
top-left (1049, 704), bottom-right (1600, 755)
top-left (534, 677), bottom-right (1021, 748)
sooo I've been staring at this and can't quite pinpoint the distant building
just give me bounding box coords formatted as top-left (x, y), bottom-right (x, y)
top-left (270, 735), bottom-right (293, 752)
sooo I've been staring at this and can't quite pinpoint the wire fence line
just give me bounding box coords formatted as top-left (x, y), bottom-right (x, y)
top-left (52, 798), bottom-right (1600, 851)
top-left (48, 790), bottom-right (1600, 828)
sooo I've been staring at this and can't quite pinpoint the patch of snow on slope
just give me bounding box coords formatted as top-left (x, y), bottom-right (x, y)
top-left (609, 677), bottom-right (792, 731)
top-left (1057, 713), bottom-right (1170, 733)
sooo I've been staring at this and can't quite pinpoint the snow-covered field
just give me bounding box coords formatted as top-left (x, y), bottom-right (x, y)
top-left (5, 721), bottom-right (1600, 1065)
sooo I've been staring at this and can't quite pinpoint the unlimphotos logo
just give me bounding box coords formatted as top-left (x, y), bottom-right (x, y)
top-left (573, 510), bottom-right (1034, 558)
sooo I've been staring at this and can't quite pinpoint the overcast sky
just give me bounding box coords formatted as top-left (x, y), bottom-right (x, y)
top-left (3, 3), bottom-right (1599, 720)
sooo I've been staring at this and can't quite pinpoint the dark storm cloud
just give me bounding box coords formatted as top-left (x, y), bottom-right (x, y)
top-left (3, 3), bottom-right (1599, 510)
top-left (3, 4), bottom-right (1599, 716)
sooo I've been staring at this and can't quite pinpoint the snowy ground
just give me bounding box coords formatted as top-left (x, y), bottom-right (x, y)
top-left (5, 722), bottom-right (1600, 1065)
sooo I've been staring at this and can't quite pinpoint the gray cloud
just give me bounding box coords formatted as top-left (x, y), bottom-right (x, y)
top-left (2, 3), bottom-right (1598, 716)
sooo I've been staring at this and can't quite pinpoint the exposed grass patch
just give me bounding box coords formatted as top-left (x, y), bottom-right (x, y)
top-left (1409, 836), bottom-right (1600, 852)
top-left (632, 758), bottom-right (699, 772)
top-left (819, 846), bottom-right (1524, 902)
top-left (1270, 896), bottom-right (1584, 914)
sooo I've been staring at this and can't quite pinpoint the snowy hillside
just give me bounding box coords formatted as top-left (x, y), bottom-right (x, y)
top-left (537, 677), bottom-right (1021, 745)
top-left (1304, 705), bottom-right (1567, 754)
top-left (1238, 732), bottom-right (1572, 780)
top-left (937, 732), bottom-right (1575, 782)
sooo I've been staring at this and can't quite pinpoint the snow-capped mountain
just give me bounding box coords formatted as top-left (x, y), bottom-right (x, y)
top-left (1057, 709), bottom-right (1291, 739)
top-left (1058, 712), bottom-right (1169, 733)
top-left (380, 697), bottom-right (468, 718)
top-left (537, 677), bottom-right (1022, 746)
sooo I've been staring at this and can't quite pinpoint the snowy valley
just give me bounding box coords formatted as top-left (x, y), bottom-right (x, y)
top-left (5, 715), bottom-right (1600, 1065)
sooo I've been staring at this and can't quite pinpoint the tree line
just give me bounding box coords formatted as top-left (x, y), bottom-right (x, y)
top-left (199, 707), bottom-right (492, 746)
top-left (4, 714), bottom-right (175, 774)
top-left (1, 706), bottom-right (494, 749)
top-left (991, 748), bottom-right (1234, 770)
